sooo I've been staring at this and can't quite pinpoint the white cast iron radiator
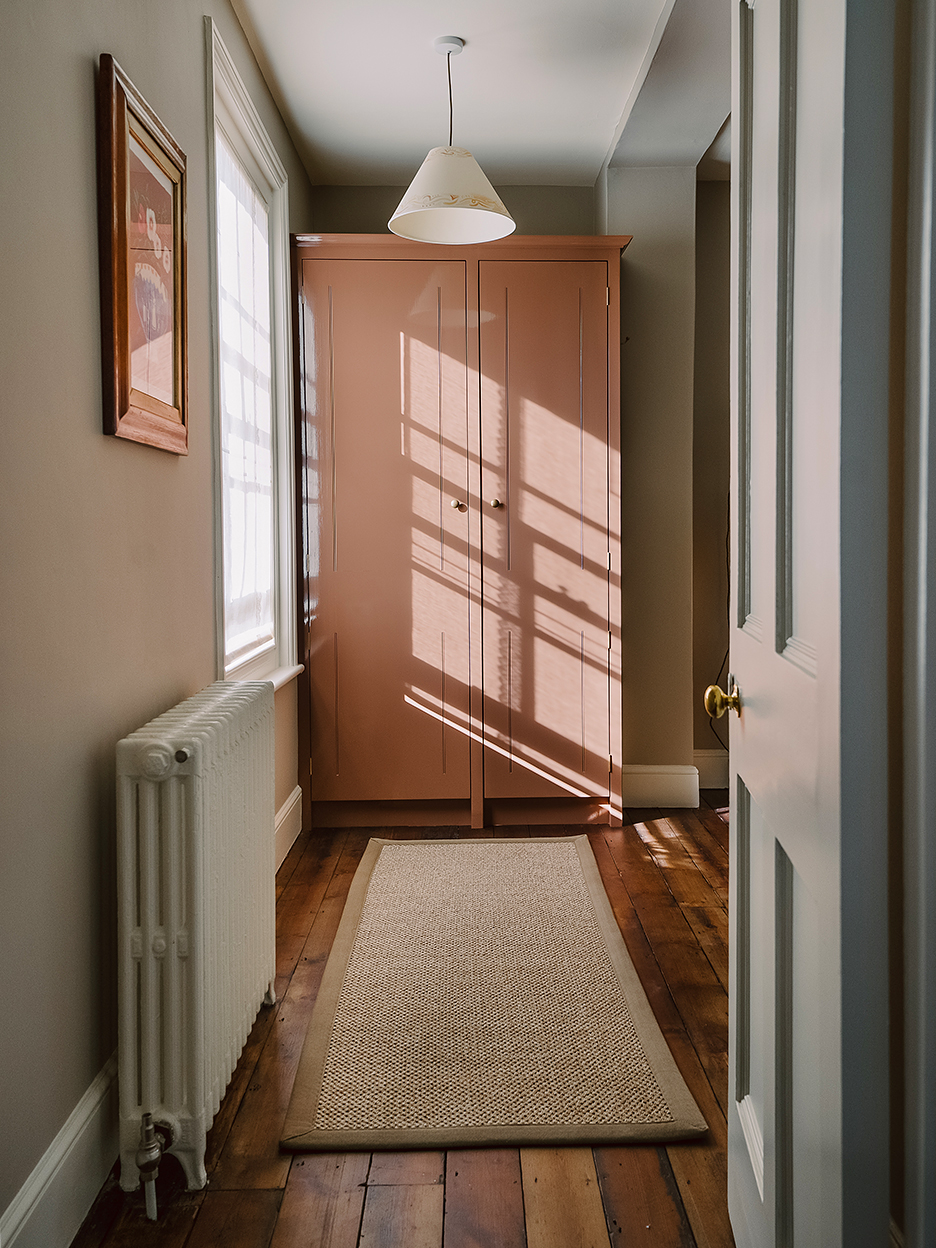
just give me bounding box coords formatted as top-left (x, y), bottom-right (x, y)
top-left (116, 681), bottom-right (276, 1191)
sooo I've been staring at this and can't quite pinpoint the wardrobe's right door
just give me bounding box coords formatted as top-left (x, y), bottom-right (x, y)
top-left (479, 261), bottom-right (612, 801)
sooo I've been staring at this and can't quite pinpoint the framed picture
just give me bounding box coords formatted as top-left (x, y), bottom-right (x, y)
top-left (97, 54), bottom-right (188, 453)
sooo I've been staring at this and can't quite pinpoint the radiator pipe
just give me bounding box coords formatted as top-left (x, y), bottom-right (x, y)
top-left (136, 1113), bottom-right (164, 1221)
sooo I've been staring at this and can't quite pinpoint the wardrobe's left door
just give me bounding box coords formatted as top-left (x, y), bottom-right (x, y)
top-left (298, 259), bottom-right (471, 801)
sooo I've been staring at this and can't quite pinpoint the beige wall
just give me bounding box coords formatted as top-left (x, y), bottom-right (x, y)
top-left (605, 166), bottom-right (697, 766)
top-left (692, 181), bottom-right (731, 749)
top-left (311, 184), bottom-right (596, 235)
top-left (0, 0), bottom-right (312, 1220)
top-left (275, 679), bottom-right (300, 811)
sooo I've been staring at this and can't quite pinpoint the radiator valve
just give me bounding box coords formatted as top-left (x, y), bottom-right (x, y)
top-left (136, 1113), bottom-right (165, 1221)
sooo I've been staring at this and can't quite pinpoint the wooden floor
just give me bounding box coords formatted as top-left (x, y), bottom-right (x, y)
top-left (73, 793), bottom-right (734, 1248)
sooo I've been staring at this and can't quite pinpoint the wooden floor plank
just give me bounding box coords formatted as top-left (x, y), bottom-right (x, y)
top-left (590, 831), bottom-right (727, 1123)
top-left (443, 1149), bottom-right (526, 1248)
top-left (276, 829), bottom-right (349, 938)
top-left (358, 1183), bottom-right (444, 1248)
top-left (631, 818), bottom-right (725, 909)
top-left (69, 1170), bottom-right (125, 1248)
top-left (275, 829), bottom-right (312, 899)
top-left (680, 905), bottom-right (729, 991)
top-left (594, 1146), bottom-right (696, 1247)
top-left (657, 810), bottom-right (729, 878)
top-left (665, 1136), bottom-right (733, 1248)
top-left (660, 1034), bottom-right (733, 1248)
top-left (99, 1158), bottom-right (205, 1248)
top-left (634, 956), bottom-right (728, 1116)
top-left (599, 824), bottom-right (729, 1111)
top-left (367, 1152), bottom-right (444, 1186)
top-left (590, 826), bottom-right (733, 1247)
top-left (660, 812), bottom-right (729, 903)
top-left (208, 834), bottom-right (354, 1178)
top-left (695, 805), bottom-right (730, 851)
top-left (588, 831), bottom-right (692, 1035)
top-left (521, 1148), bottom-right (611, 1248)
top-left (275, 932), bottom-right (309, 997)
top-left (666, 809), bottom-right (729, 864)
top-left (204, 1003), bottom-right (279, 1174)
top-left (210, 833), bottom-right (369, 1189)
top-left (268, 1154), bottom-right (369, 1248)
top-left (185, 1190), bottom-right (282, 1248)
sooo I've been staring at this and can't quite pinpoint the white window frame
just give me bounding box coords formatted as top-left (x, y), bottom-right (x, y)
top-left (207, 17), bottom-right (298, 686)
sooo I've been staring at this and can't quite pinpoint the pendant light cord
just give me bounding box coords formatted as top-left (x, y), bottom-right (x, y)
top-left (447, 51), bottom-right (454, 146)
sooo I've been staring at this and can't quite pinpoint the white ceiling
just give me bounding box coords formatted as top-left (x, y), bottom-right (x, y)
top-left (231, 0), bottom-right (729, 187)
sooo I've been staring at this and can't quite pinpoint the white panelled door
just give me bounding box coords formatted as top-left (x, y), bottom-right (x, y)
top-left (726, 0), bottom-right (893, 1244)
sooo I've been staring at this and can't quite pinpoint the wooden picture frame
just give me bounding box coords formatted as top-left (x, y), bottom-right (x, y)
top-left (97, 54), bottom-right (188, 453)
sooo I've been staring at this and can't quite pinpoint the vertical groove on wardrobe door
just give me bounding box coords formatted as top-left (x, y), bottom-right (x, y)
top-left (580, 630), bottom-right (586, 771)
top-left (504, 288), bottom-right (512, 572)
top-left (579, 288), bottom-right (585, 569)
top-left (333, 632), bottom-right (340, 775)
top-left (437, 287), bottom-right (444, 570)
top-left (441, 631), bottom-right (447, 774)
top-left (507, 630), bottom-right (514, 770)
top-left (328, 285), bottom-right (338, 573)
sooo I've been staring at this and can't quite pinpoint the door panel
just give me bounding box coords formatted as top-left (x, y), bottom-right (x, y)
top-left (728, 0), bottom-right (853, 1243)
top-left (478, 261), bottom-right (611, 800)
top-left (300, 259), bottom-right (471, 800)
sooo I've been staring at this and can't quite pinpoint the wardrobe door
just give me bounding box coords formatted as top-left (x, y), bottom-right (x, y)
top-left (299, 259), bottom-right (471, 800)
top-left (479, 261), bottom-right (611, 800)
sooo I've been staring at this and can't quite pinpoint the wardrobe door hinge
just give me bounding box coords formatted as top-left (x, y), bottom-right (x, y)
top-left (606, 287), bottom-right (610, 305)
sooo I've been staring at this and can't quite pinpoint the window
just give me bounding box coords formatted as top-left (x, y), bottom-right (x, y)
top-left (208, 19), bottom-right (296, 682)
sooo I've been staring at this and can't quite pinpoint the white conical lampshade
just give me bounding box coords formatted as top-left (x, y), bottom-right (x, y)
top-left (389, 146), bottom-right (515, 244)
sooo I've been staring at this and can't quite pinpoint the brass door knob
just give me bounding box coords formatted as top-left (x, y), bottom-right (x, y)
top-left (491, 498), bottom-right (503, 508)
top-left (451, 499), bottom-right (466, 511)
top-left (704, 682), bottom-right (741, 719)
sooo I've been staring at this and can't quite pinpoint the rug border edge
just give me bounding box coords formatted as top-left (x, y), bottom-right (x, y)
top-left (280, 1119), bottom-right (708, 1151)
top-left (280, 835), bottom-right (389, 1143)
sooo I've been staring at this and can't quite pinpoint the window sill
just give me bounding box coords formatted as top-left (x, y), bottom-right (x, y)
top-left (229, 663), bottom-right (304, 692)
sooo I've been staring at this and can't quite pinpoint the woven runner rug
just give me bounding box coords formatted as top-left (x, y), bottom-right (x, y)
top-left (281, 836), bottom-right (707, 1151)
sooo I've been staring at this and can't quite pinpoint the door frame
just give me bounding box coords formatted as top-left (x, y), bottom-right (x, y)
top-left (904, 0), bottom-right (936, 1238)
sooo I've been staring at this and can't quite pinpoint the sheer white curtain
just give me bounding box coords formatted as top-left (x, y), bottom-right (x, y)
top-left (216, 130), bottom-right (275, 672)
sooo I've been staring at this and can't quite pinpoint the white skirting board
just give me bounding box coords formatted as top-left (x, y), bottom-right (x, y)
top-left (275, 784), bottom-right (304, 871)
top-left (1, 1054), bottom-right (118, 1248)
top-left (693, 748), bottom-right (729, 789)
top-left (620, 764), bottom-right (700, 808)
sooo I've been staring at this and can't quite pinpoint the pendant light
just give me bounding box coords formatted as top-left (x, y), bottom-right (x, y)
top-left (389, 36), bottom-right (515, 245)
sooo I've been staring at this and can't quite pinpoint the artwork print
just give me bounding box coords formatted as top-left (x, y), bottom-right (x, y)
top-left (128, 133), bottom-right (175, 407)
